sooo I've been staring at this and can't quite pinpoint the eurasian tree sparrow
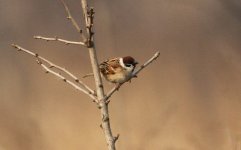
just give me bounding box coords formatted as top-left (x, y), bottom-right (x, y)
top-left (100, 56), bottom-right (138, 84)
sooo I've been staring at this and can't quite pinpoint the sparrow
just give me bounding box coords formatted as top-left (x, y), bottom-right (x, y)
top-left (100, 56), bottom-right (138, 84)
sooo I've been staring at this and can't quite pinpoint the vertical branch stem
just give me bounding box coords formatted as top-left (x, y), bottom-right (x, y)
top-left (80, 0), bottom-right (116, 150)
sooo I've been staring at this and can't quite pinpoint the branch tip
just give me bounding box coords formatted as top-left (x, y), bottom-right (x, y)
top-left (155, 51), bottom-right (160, 57)
top-left (11, 44), bottom-right (17, 48)
top-left (60, 0), bottom-right (86, 41)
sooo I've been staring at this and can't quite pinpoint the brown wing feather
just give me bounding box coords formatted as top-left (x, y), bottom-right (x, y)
top-left (100, 58), bottom-right (121, 75)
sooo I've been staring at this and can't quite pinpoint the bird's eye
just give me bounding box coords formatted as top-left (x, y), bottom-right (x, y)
top-left (125, 64), bottom-right (131, 67)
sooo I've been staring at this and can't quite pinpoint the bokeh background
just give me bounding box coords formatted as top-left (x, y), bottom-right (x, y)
top-left (1, 0), bottom-right (241, 150)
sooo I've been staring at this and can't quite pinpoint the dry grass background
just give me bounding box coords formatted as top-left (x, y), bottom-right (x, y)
top-left (0, 0), bottom-right (241, 150)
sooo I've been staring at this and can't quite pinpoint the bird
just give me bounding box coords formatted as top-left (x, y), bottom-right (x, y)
top-left (99, 56), bottom-right (138, 84)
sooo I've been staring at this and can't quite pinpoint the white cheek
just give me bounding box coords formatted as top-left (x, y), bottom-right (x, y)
top-left (119, 58), bottom-right (125, 68)
top-left (126, 66), bottom-right (134, 72)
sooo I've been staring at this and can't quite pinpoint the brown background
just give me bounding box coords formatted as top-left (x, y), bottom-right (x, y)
top-left (0, 0), bottom-right (241, 150)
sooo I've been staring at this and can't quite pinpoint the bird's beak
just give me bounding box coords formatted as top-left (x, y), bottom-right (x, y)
top-left (134, 61), bottom-right (139, 65)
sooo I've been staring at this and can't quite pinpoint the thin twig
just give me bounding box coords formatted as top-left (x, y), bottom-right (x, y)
top-left (105, 51), bottom-right (160, 102)
top-left (133, 51), bottom-right (160, 75)
top-left (11, 44), bottom-right (96, 99)
top-left (12, 44), bottom-right (95, 95)
top-left (59, 0), bottom-right (87, 42)
top-left (12, 44), bottom-right (94, 94)
top-left (36, 59), bottom-right (98, 103)
top-left (34, 36), bottom-right (86, 46)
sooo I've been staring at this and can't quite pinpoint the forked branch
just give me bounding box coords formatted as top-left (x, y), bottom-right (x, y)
top-left (11, 0), bottom-right (160, 150)
top-left (11, 44), bottom-right (97, 102)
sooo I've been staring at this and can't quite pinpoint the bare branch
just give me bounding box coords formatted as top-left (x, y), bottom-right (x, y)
top-left (12, 0), bottom-right (160, 150)
top-left (59, 0), bottom-right (87, 42)
top-left (59, 0), bottom-right (81, 32)
top-left (80, 0), bottom-right (94, 47)
top-left (80, 1), bottom-right (116, 150)
top-left (36, 59), bottom-right (98, 103)
top-left (105, 51), bottom-right (160, 102)
top-left (133, 51), bottom-right (160, 75)
top-left (11, 44), bottom-right (97, 100)
top-left (34, 36), bottom-right (86, 46)
top-left (105, 83), bottom-right (122, 104)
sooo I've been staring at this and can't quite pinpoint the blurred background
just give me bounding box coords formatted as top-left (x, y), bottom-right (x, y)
top-left (0, 0), bottom-right (241, 150)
